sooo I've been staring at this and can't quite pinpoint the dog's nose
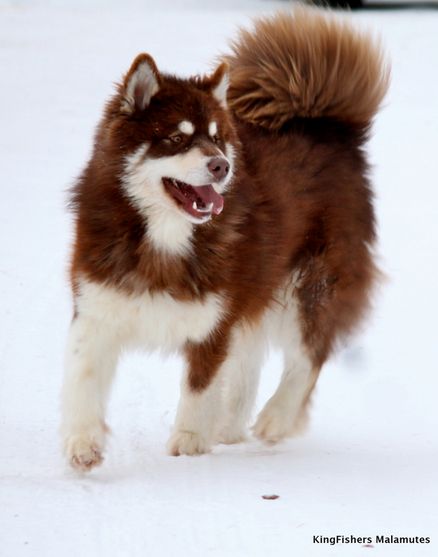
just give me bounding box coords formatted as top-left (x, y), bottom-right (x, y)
top-left (207, 157), bottom-right (229, 181)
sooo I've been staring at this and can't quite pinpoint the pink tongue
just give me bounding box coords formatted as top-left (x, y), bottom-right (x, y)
top-left (194, 185), bottom-right (224, 215)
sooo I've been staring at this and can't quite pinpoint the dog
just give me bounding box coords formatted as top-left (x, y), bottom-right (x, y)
top-left (61, 8), bottom-right (389, 471)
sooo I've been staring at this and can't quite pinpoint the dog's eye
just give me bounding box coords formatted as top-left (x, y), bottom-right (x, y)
top-left (169, 134), bottom-right (183, 144)
top-left (212, 135), bottom-right (220, 144)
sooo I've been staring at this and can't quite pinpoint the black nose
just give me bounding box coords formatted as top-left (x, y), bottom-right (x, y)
top-left (207, 157), bottom-right (229, 181)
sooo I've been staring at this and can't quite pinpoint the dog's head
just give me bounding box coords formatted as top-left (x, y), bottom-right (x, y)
top-left (100, 54), bottom-right (238, 253)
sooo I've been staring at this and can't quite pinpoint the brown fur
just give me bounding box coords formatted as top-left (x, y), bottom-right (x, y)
top-left (70, 9), bottom-right (388, 395)
top-left (223, 8), bottom-right (389, 130)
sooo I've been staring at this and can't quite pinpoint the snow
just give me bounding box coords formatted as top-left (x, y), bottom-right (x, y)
top-left (1, 1), bottom-right (437, 555)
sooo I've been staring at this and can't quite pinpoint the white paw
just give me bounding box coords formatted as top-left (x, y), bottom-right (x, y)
top-left (217, 426), bottom-right (249, 445)
top-left (63, 429), bottom-right (105, 472)
top-left (252, 400), bottom-right (297, 444)
top-left (167, 430), bottom-right (212, 456)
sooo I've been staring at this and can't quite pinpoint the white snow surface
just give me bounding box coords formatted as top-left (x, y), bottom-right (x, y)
top-left (1, 1), bottom-right (437, 556)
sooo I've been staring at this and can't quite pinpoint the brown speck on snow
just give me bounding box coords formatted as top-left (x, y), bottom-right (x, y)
top-left (262, 494), bottom-right (280, 500)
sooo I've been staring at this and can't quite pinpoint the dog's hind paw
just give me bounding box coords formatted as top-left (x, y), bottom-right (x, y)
top-left (167, 430), bottom-right (212, 456)
top-left (217, 426), bottom-right (249, 445)
top-left (252, 401), bottom-right (295, 444)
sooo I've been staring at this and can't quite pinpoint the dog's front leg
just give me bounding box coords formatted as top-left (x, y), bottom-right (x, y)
top-left (61, 312), bottom-right (120, 471)
top-left (167, 335), bottom-right (228, 456)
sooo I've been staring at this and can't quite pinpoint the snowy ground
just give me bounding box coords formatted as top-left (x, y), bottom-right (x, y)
top-left (1, 1), bottom-right (437, 556)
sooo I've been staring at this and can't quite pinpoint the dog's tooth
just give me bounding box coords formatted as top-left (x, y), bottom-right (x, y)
top-left (192, 201), bottom-right (197, 210)
top-left (197, 202), bottom-right (213, 214)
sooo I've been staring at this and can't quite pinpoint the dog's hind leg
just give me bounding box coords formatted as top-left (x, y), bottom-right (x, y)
top-left (61, 312), bottom-right (120, 471)
top-left (253, 243), bottom-right (377, 444)
top-left (253, 286), bottom-right (319, 443)
top-left (253, 346), bottom-right (318, 443)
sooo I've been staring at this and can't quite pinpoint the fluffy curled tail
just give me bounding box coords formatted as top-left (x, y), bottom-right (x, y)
top-left (223, 8), bottom-right (389, 130)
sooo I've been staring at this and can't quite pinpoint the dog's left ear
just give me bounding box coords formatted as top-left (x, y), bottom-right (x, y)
top-left (121, 53), bottom-right (160, 114)
top-left (209, 63), bottom-right (229, 109)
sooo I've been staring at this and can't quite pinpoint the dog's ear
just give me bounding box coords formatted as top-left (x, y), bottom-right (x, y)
top-left (209, 63), bottom-right (229, 109)
top-left (121, 54), bottom-right (160, 114)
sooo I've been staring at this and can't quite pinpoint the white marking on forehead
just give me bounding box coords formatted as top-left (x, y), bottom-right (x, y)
top-left (178, 120), bottom-right (195, 135)
top-left (209, 121), bottom-right (218, 137)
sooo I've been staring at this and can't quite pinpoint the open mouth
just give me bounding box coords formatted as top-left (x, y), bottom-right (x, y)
top-left (162, 178), bottom-right (224, 221)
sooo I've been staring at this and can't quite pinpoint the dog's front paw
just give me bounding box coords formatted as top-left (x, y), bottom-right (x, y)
top-left (167, 430), bottom-right (212, 456)
top-left (63, 431), bottom-right (105, 472)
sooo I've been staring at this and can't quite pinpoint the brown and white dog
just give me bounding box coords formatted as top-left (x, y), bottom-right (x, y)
top-left (61, 8), bottom-right (389, 471)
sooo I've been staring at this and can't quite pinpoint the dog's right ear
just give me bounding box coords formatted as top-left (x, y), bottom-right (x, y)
top-left (209, 63), bottom-right (229, 109)
top-left (120, 54), bottom-right (160, 114)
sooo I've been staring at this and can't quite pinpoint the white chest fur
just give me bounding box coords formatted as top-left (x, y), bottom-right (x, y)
top-left (76, 279), bottom-right (225, 351)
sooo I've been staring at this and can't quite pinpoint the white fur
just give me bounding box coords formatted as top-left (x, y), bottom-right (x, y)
top-left (224, 143), bottom-right (235, 186)
top-left (178, 120), bottom-right (195, 135)
top-left (123, 143), bottom-right (194, 255)
top-left (169, 278), bottom-right (314, 452)
top-left (212, 71), bottom-right (229, 108)
top-left (167, 279), bottom-right (313, 454)
top-left (61, 273), bottom-right (314, 466)
top-left (121, 61), bottom-right (159, 113)
top-left (126, 142), bottom-right (149, 166)
top-left (61, 311), bottom-right (119, 470)
top-left (253, 282), bottom-right (314, 442)
top-left (75, 278), bottom-right (225, 351)
top-left (208, 121), bottom-right (217, 137)
top-left (123, 143), bottom-right (233, 254)
top-left (143, 202), bottom-right (196, 255)
top-left (218, 324), bottom-right (267, 444)
top-left (168, 322), bottom-right (267, 455)
top-left (167, 371), bottom-right (223, 456)
top-left (131, 146), bottom-right (227, 190)
top-left (61, 278), bottom-right (226, 468)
